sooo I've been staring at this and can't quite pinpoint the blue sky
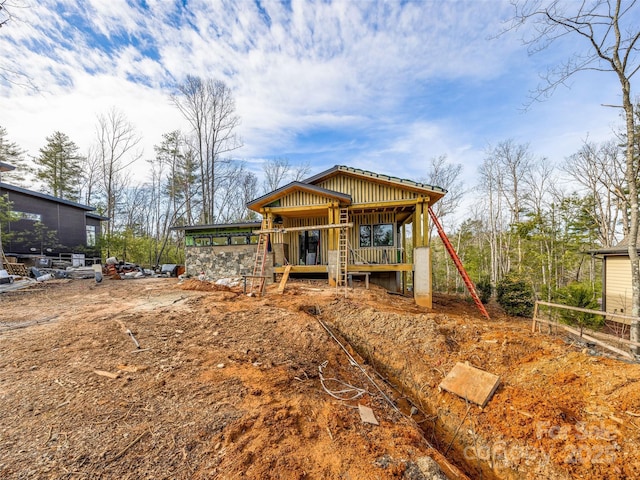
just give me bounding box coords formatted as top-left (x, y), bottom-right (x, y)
top-left (0, 0), bottom-right (633, 217)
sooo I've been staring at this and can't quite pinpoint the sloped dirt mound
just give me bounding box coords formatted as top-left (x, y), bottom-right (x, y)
top-left (318, 288), bottom-right (640, 479)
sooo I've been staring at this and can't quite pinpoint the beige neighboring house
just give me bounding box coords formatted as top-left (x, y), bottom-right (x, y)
top-left (592, 237), bottom-right (637, 315)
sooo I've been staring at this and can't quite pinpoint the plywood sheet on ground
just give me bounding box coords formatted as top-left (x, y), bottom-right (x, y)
top-left (439, 362), bottom-right (500, 407)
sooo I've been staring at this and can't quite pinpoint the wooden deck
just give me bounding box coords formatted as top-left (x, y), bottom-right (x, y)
top-left (273, 263), bottom-right (414, 274)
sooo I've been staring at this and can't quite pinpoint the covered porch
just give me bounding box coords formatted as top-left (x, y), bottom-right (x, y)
top-left (258, 197), bottom-right (432, 293)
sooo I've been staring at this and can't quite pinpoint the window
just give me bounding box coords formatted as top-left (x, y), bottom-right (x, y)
top-left (86, 225), bottom-right (96, 247)
top-left (230, 236), bottom-right (248, 245)
top-left (195, 237), bottom-right (211, 246)
top-left (359, 225), bottom-right (371, 247)
top-left (211, 236), bottom-right (229, 246)
top-left (373, 224), bottom-right (393, 247)
top-left (360, 223), bottom-right (394, 247)
top-left (12, 211), bottom-right (41, 222)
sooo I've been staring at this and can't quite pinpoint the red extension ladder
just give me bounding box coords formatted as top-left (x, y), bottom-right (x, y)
top-left (428, 207), bottom-right (491, 320)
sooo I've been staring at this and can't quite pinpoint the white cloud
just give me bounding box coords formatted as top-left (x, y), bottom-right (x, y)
top-left (0, 0), bottom-right (633, 205)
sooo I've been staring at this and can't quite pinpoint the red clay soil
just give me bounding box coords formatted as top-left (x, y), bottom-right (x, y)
top-left (1, 277), bottom-right (639, 479)
top-left (0, 278), bottom-right (449, 480)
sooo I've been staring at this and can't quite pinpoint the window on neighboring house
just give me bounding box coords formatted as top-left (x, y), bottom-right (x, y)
top-left (211, 236), bottom-right (229, 246)
top-left (12, 211), bottom-right (41, 222)
top-left (230, 236), bottom-right (248, 245)
top-left (86, 225), bottom-right (96, 247)
top-left (195, 237), bottom-right (211, 246)
top-left (359, 225), bottom-right (371, 247)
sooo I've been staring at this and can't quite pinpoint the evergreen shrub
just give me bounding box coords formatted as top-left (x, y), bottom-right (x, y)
top-left (476, 276), bottom-right (492, 304)
top-left (496, 274), bottom-right (534, 317)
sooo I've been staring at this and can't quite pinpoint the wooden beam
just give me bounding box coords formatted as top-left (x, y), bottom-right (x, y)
top-left (263, 203), bottom-right (333, 215)
top-left (274, 265), bottom-right (328, 274)
top-left (255, 223), bottom-right (353, 234)
top-left (532, 318), bottom-right (634, 359)
top-left (351, 198), bottom-right (423, 210)
top-left (277, 265), bottom-right (292, 294)
top-left (328, 208), bottom-right (335, 250)
top-left (535, 300), bottom-right (639, 325)
top-left (273, 263), bottom-right (414, 274)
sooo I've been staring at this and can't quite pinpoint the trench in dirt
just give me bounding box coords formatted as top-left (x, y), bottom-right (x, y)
top-left (314, 308), bottom-right (512, 480)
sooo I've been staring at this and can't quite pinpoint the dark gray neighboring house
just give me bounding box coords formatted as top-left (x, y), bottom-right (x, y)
top-left (0, 182), bottom-right (107, 263)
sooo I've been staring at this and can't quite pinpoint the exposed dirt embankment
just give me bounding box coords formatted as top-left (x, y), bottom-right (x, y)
top-left (2, 278), bottom-right (639, 479)
top-left (321, 291), bottom-right (640, 479)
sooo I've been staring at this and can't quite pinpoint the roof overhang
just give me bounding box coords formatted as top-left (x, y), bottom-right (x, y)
top-left (86, 212), bottom-right (110, 221)
top-left (246, 181), bottom-right (352, 213)
top-left (0, 182), bottom-right (96, 211)
top-left (0, 162), bottom-right (16, 173)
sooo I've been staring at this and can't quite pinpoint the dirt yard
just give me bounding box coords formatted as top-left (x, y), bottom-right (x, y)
top-left (1, 277), bottom-right (640, 479)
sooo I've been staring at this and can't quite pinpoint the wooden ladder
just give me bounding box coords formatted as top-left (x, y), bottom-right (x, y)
top-left (428, 206), bottom-right (490, 320)
top-left (250, 218), bottom-right (271, 296)
top-left (337, 208), bottom-right (349, 295)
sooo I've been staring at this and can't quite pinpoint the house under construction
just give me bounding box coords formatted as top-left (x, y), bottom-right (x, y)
top-left (179, 165), bottom-right (448, 307)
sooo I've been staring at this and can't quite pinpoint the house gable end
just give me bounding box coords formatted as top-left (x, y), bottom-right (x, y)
top-left (304, 165), bottom-right (446, 205)
top-left (247, 182), bottom-right (351, 213)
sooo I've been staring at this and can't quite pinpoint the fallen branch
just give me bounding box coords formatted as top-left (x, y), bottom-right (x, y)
top-left (42, 426), bottom-right (53, 446)
top-left (93, 370), bottom-right (119, 379)
top-left (110, 430), bottom-right (150, 463)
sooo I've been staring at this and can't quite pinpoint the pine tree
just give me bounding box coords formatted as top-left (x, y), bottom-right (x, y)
top-left (34, 131), bottom-right (84, 201)
top-left (0, 126), bottom-right (29, 186)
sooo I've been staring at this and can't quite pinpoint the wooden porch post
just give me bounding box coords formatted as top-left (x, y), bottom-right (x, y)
top-left (328, 206), bottom-right (335, 251)
top-left (402, 223), bottom-right (407, 294)
top-left (414, 201), bottom-right (423, 246)
top-left (422, 198), bottom-right (429, 247)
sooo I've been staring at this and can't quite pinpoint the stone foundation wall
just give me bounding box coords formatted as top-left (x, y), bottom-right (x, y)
top-left (185, 245), bottom-right (274, 283)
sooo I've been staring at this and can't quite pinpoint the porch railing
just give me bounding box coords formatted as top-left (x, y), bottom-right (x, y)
top-left (349, 247), bottom-right (404, 265)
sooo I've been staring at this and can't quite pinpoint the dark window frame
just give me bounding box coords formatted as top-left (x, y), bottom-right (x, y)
top-left (359, 225), bottom-right (371, 247)
top-left (373, 223), bottom-right (394, 247)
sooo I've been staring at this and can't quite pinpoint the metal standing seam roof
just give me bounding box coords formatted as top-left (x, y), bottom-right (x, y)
top-left (302, 165), bottom-right (448, 195)
top-left (245, 165), bottom-right (448, 210)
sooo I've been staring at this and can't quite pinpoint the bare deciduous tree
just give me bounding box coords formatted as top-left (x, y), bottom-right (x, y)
top-left (94, 108), bottom-right (142, 253)
top-left (171, 76), bottom-right (242, 224)
top-left (79, 146), bottom-right (102, 207)
top-left (262, 158), bottom-right (310, 193)
top-left (564, 140), bottom-right (625, 247)
top-left (509, 0), bottom-right (640, 351)
top-left (422, 155), bottom-right (464, 228)
top-left (215, 162), bottom-right (258, 223)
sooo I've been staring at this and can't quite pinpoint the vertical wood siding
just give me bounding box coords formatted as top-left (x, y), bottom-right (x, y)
top-left (276, 191), bottom-right (333, 207)
top-left (605, 256), bottom-right (632, 314)
top-left (317, 174), bottom-right (419, 203)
